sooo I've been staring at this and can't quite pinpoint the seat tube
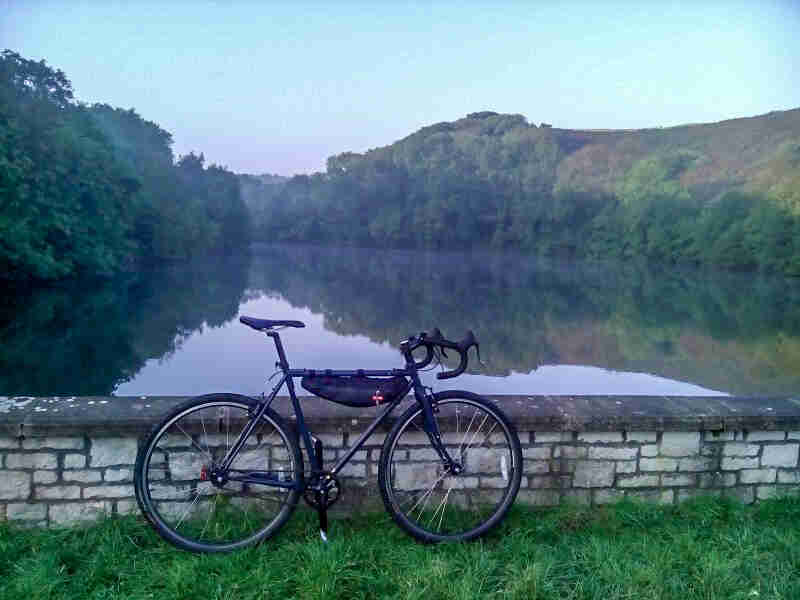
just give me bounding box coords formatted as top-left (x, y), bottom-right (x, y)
top-left (267, 331), bottom-right (290, 370)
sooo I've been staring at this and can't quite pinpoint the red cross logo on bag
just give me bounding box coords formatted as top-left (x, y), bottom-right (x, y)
top-left (372, 389), bottom-right (384, 405)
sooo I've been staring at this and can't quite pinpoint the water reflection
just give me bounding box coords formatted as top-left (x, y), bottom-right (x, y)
top-left (2, 245), bottom-right (799, 396)
top-left (243, 245), bottom-right (800, 396)
top-left (0, 255), bottom-right (250, 395)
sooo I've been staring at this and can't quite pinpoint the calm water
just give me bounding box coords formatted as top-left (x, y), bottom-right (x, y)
top-left (2, 244), bottom-right (800, 398)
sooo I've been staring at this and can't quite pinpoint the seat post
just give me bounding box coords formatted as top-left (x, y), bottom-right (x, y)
top-left (266, 330), bottom-right (290, 371)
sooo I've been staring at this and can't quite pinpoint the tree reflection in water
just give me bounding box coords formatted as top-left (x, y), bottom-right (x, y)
top-left (2, 245), bottom-right (799, 397)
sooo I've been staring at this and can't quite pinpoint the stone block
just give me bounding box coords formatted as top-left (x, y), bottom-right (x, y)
top-left (394, 432), bottom-right (428, 445)
top-left (721, 457), bottom-right (758, 470)
top-left (563, 489), bottom-right (590, 505)
top-left (90, 438), bottom-right (138, 467)
top-left (618, 474), bottom-right (659, 488)
top-left (787, 432), bottom-right (800, 441)
top-left (678, 457), bottom-right (716, 472)
top-left (678, 489), bottom-right (721, 502)
top-left (0, 471), bottom-right (31, 499)
top-left (739, 469), bottom-right (776, 484)
top-left (33, 470), bottom-right (58, 484)
top-left (447, 477), bottom-right (479, 489)
top-left (698, 472), bottom-right (736, 488)
top-left (50, 502), bottom-right (110, 525)
top-left (747, 431), bottom-right (785, 442)
top-left (577, 432), bottom-right (623, 443)
top-left (662, 473), bottom-right (695, 487)
top-left (761, 444), bottom-right (799, 468)
top-left (522, 446), bottom-right (551, 459)
top-left (311, 433), bottom-right (344, 447)
top-left (777, 470), bottom-right (800, 484)
top-left (640, 458), bottom-right (678, 472)
top-left (5, 453), bottom-right (57, 469)
top-left (528, 475), bottom-right (563, 489)
top-left (22, 437), bottom-right (84, 450)
top-left (36, 485), bottom-right (80, 500)
top-left (517, 489), bottom-right (560, 506)
top-left (338, 463), bottom-right (366, 478)
top-left (553, 446), bottom-right (587, 459)
top-left (482, 477), bottom-right (514, 489)
top-left (83, 485), bottom-right (134, 499)
top-left (0, 436), bottom-right (20, 449)
top-left (534, 432), bottom-right (571, 443)
top-left (722, 443), bottom-right (760, 457)
top-left (705, 431), bottom-right (736, 441)
top-left (627, 489), bottom-right (674, 505)
top-left (64, 454), bottom-right (87, 469)
top-left (573, 461), bottom-right (615, 488)
top-left (626, 432), bottom-right (657, 442)
top-left (408, 448), bottom-right (439, 461)
top-left (641, 445), bottom-right (658, 457)
top-left (115, 500), bottom-right (139, 515)
top-left (616, 461), bottom-right (637, 474)
top-left (550, 459), bottom-right (576, 474)
top-left (594, 489), bottom-right (625, 504)
top-left (660, 432), bottom-right (700, 457)
top-left (588, 447), bottom-right (637, 460)
top-left (63, 470), bottom-right (102, 483)
top-left (524, 460), bottom-right (549, 474)
top-left (104, 468), bottom-right (133, 482)
top-left (756, 486), bottom-right (778, 500)
top-left (7, 503), bottom-right (47, 520)
top-left (723, 487), bottom-right (755, 504)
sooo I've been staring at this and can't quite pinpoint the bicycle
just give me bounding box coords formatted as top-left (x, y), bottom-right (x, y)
top-left (133, 316), bottom-right (523, 552)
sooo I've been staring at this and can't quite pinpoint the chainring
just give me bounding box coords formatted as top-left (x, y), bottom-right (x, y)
top-left (303, 472), bottom-right (342, 509)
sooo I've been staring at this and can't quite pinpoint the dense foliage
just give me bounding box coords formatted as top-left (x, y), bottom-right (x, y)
top-left (0, 50), bottom-right (249, 283)
top-left (245, 110), bottom-right (800, 275)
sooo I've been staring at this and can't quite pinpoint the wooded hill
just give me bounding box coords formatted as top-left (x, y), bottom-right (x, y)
top-left (244, 108), bottom-right (800, 275)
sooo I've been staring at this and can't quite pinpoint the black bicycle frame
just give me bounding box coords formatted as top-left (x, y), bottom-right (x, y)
top-left (219, 330), bottom-right (453, 491)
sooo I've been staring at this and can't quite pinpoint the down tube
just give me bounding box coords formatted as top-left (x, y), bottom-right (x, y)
top-left (330, 401), bottom-right (399, 475)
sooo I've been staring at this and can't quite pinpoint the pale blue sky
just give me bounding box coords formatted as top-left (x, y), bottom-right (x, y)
top-left (2, 1), bottom-right (798, 174)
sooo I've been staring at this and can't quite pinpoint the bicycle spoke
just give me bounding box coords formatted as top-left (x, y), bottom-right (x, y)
top-left (383, 396), bottom-right (521, 542)
top-left (174, 423), bottom-right (213, 463)
top-left (139, 398), bottom-right (300, 550)
top-left (175, 488), bottom-right (204, 531)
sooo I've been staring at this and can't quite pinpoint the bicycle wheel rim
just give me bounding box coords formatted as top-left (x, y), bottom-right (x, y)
top-left (383, 396), bottom-right (521, 541)
top-left (138, 400), bottom-right (299, 551)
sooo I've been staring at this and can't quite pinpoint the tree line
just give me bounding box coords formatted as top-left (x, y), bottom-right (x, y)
top-left (244, 111), bottom-right (800, 276)
top-left (0, 50), bottom-right (250, 284)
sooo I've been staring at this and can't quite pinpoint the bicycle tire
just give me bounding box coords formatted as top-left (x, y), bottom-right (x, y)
top-left (134, 394), bottom-right (303, 552)
top-left (378, 390), bottom-right (522, 543)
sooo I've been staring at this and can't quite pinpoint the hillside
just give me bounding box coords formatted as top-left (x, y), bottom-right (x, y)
top-left (245, 108), bottom-right (800, 275)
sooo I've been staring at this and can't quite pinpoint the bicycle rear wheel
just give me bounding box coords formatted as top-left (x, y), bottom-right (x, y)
top-left (134, 394), bottom-right (302, 552)
top-left (378, 390), bottom-right (522, 542)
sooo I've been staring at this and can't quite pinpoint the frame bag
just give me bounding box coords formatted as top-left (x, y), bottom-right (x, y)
top-left (300, 375), bottom-right (409, 407)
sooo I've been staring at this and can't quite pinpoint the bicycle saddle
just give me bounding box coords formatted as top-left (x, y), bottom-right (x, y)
top-left (239, 316), bottom-right (305, 330)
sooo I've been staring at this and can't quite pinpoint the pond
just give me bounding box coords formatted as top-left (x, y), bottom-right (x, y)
top-left (2, 244), bottom-right (799, 398)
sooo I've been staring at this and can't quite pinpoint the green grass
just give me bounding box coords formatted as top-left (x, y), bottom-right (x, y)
top-left (2, 496), bottom-right (800, 600)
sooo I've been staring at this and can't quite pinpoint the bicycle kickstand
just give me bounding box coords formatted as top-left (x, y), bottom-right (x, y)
top-left (316, 488), bottom-right (329, 543)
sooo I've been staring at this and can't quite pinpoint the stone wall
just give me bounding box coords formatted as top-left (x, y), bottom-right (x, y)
top-left (1, 395), bottom-right (799, 526)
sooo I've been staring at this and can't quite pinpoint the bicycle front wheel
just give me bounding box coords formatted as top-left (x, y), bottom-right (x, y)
top-left (378, 390), bottom-right (522, 542)
top-left (134, 394), bottom-right (302, 552)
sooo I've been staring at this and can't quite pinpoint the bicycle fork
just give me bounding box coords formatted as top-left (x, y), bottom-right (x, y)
top-left (413, 383), bottom-right (460, 473)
